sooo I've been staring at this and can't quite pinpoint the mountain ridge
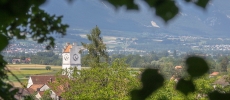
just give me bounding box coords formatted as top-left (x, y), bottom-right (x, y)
top-left (41, 0), bottom-right (230, 38)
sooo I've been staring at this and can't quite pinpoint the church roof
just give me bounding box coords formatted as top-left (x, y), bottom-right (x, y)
top-left (63, 43), bottom-right (72, 53)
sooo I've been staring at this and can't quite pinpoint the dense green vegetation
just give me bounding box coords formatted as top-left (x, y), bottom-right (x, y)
top-left (6, 50), bottom-right (230, 80)
top-left (81, 26), bottom-right (109, 67)
top-left (1, 0), bottom-right (229, 100)
top-left (4, 51), bottom-right (62, 65)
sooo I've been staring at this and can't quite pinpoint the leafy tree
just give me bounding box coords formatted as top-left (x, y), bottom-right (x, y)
top-left (0, 0), bottom-right (68, 99)
top-left (30, 51), bottom-right (61, 65)
top-left (220, 56), bottom-right (229, 72)
top-left (56, 59), bottom-right (139, 99)
top-left (40, 89), bottom-right (52, 100)
top-left (81, 26), bottom-right (108, 67)
top-left (46, 66), bottom-right (51, 70)
top-left (173, 50), bottom-right (177, 58)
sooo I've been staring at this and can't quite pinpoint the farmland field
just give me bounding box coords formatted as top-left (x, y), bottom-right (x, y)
top-left (6, 64), bottom-right (140, 87)
top-left (6, 64), bottom-right (62, 87)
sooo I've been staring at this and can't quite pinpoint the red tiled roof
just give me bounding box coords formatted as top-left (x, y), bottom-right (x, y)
top-left (30, 75), bottom-right (56, 84)
top-left (175, 66), bottom-right (182, 69)
top-left (63, 44), bottom-right (72, 53)
top-left (38, 91), bottom-right (45, 97)
top-left (29, 84), bottom-right (44, 91)
top-left (26, 88), bottom-right (35, 94)
top-left (210, 72), bottom-right (219, 76)
top-left (47, 84), bottom-right (63, 96)
top-left (46, 79), bottom-right (68, 96)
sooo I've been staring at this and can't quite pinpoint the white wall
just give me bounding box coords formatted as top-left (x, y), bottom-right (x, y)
top-left (27, 77), bottom-right (33, 88)
top-left (62, 53), bottom-right (70, 65)
top-left (35, 93), bottom-right (42, 99)
top-left (70, 44), bottom-right (81, 65)
top-left (50, 90), bottom-right (59, 100)
top-left (39, 84), bottom-right (50, 91)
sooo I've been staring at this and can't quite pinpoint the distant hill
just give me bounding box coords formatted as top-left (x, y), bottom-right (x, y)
top-left (41, 0), bottom-right (230, 38)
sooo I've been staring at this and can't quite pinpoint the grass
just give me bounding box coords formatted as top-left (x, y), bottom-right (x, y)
top-left (20, 68), bottom-right (61, 70)
top-left (6, 64), bottom-right (141, 87)
top-left (6, 64), bottom-right (62, 87)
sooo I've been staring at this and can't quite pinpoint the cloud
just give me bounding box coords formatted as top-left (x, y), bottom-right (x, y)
top-left (151, 21), bottom-right (160, 28)
top-left (227, 15), bottom-right (230, 19)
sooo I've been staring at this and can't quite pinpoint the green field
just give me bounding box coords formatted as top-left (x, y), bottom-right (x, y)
top-left (6, 64), bottom-right (62, 87)
top-left (6, 64), bottom-right (140, 87)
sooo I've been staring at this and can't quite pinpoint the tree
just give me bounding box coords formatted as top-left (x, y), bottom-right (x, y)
top-left (81, 26), bottom-right (108, 67)
top-left (46, 66), bottom-right (51, 70)
top-left (220, 56), bottom-right (229, 72)
top-left (173, 50), bottom-right (177, 58)
top-left (40, 89), bottom-right (53, 100)
top-left (56, 59), bottom-right (139, 99)
top-left (0, 1), bottom-right (68, 99)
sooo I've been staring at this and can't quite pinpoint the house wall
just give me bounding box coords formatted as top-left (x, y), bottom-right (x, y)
top-left (35, 93), bottom-right (42, 99)
top-left (40, 84), bottom-right (50, 91)
top-left (27, 77), bottom-right (33, 88)
top-left (50, 90), bottom-right (59, 100)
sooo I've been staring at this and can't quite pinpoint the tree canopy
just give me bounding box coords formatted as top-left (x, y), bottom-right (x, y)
top-left (81, 26), bottom-right (108, 67)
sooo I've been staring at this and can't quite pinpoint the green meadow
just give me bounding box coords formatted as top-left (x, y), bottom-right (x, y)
top-left (6, 64), bottom-right (140, 87)
top-left (6, 64), bottom-right (62, 87)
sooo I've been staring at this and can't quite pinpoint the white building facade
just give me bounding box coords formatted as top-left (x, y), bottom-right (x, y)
top-left (62, 43), bottom-right (81, 75)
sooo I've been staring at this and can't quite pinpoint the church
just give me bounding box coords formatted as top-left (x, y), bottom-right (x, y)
top-left (24, 43), bottom-right (82, 100)
top-left (62, 42), bottom-right (81, 71)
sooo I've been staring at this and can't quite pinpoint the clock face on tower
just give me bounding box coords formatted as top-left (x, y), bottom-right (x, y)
top-left (73, 54), bottom-right (79, 61)
top-left (64, 54), bottom-right (69, 61)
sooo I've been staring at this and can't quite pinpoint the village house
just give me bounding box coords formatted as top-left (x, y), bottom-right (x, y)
top-left (12, 59), bottom-right (21, 64)
top-left (25, 43), bottom-right (81, 100)
top-left (13, 88), bottom-right (34, 99)
top-left (12, 57), bottom-right (31, 64)
top-left (27, 75), bottom-right (66, 100)
top-left (209, 72), bottom-right (219, 78)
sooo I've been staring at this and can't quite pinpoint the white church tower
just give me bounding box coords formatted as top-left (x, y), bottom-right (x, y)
top-left (62, 43), bottom-right (81, 75)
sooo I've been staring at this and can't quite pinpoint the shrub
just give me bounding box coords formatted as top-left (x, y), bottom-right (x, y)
top-left (46, 66), bottom-right (51, 70)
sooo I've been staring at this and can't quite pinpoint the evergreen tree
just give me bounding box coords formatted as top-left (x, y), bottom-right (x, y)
top-left (220, 56), bottom-right (229, 72)
top-left (81, 26), bottom-right (108, 67)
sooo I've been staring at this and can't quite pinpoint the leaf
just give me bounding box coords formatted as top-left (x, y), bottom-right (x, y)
top-left (131, 69), bottom-right (164, 100)
top-left (184, 0), bottom-right (209, 9)
top-left (185, 0), bottom-right (192, 2)
top-left (144, 0), bottom-right (179, 22)
top-left (195, 0), bottom-right (210, 9)
top-left (208, 91), bottom-right (230, 100)
top-left (176, 78), bottom-right (195, 95)
top-left (105, 0), bottom-right (139, 10)
top-left (186, 56), bottom-right (209, 77)
top-left (0, 34), bottom-right (9, 51)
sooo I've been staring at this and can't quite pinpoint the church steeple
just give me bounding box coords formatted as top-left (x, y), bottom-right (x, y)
top-left (62, 43), bottom-right (81, 75)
